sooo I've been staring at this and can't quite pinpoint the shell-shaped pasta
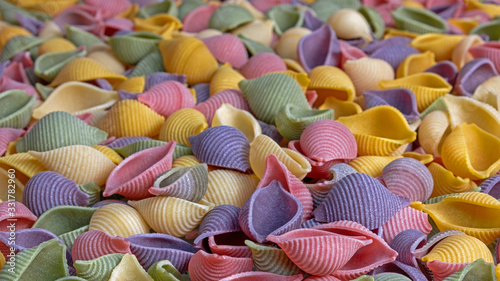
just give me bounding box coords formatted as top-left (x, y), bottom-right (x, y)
top-left (32, 205), bottom-right (95, 239)
top-left (188, 250), bottom-right (254, 281)
top-left (469, 42), bottom-right (500, 74)
top-left (337, 106), bottom-right (416, 156)
top-left (97, 100), bottom-right (165, 138)
top-left (245, 240), bottom-right (304, 276)
top-left (392, 6), bottom-right (447, 34)
top-left (451, 35), bottom-right (484, 70)
top-left (108, 254), bottom-right (153, 281)
top-left (71, 230), bottom-right (131, 262)
top-left (425, 60), bottom-right (459, 85)
top-left (381, 158), bottom-right (433, 202)
top-left (108, 32), bottom-right (162, 65)
top-left (91, 145), bottom-right (123, 165)
top-left (343, 57), bottom-right (394, 96)
top-left (29, 145), bottom-right (116, 185)
top-left (16, 111), bottom-right (108, 153)
top-left (472, 76), bottom-right (500, 110)
top-left (307, 65), bottom-right (355, 107)
top-left (129, 196), bottom-right (211, 237)
top-left (267, 4), bottom-right (304, 35)
top-left (268, 228), bottom-right (371, 276)
top-left (22, 171), bottom-right (89, 217)
top-left (0, 90), bottom-right (35, 129)
top-left (0, 201), bottom-right (36, 231)
top-left (194, 89), bottom-right (250, 124)
top-left (173, 155), bottom-right (203, 168)
top-left (149, 164), bottom-right (208, 202)
top-left (441, 123), bottom-right (500, 180)
top-left (389, 228), bottom-right (427, 269)
top-left (220, 272), bottom-right (303, 281)
top-left (47, 57), bottom-right (126, 88)
top-left (209, 5), bottom-right (254, 32)
top-left (396, 51), bottom-right (436, 78)
top-left (0, 36), bottom-right (45, 62)
top-left (133, 14), bottom-right (182, 39)
top-left (276, 27), bottom-right (311, 61)
top-left (382, 206), bottom-right (432, 244)
top-left (34, 48), bottom-right (86, 82)
top-left (418, 110), bottom-right (449, 157)
top-left (147, 260), bottom-right (185, 281)
top-left (239, 73), bottom-right (310, 124)
top-left (454, 58), bottom-right (498, 97)
top-left (250, 134), bottom-right (311, 179)
top-left (89, 203), bottom-right (150, 238)
top-left (209, 64), bottom-right (245, 96)
top-left (203, 169), bottom-right (258, 208)
top-left (231, 19), bottom-right (274, 47)
top-left (212, 103), bottom-right (261, 143)
top-left (86, 44), bottom-right (127, 75)
top-left (182, 4), bottom-right (218, 33)
top-left (194, 205), bottom-right (242, 249)
top-left (189, 126), bottom-right (250, 172)
top-left (297, 25), bottom-right (341, 73)
top-left (444, 258), bottom-right (496, 281)
top-left (470, 18), bottom-right (500, 41)
top-left (128, 49), bottom-right (165, 78)
top-left (159, 37), bottom-right (218, 85)
top-left (158, 109), bottom-right (207, 146)
top-left (318, 97), bottom-right (362, 119)
top-left (104, 142), bottom-right (175, 200)
top-left (202, 34), bottom-right (248, 69)
top-left (127, 233), bottom-right (198, 273)
top-left (74, 253), bottom-right (124, 281)
top-left (327, 9), bottom-right (372, 43)
top-left (428, 162), bottom-right (477, 198)
top-left (137, 80), bottom-right (195, 118)
top-left (0, 228), bottom-right (66, 260)
top-left (363, 89), bottom-right (420, 122)
top-left (480, 175), bottom-right (500, 199)
top-left (313, 173), bottom-right (411, 229)
top-left (275, 104), bottom-right (333, 141)
top-left (240, 52), bottom-right (286, 80)
top-left (369, 45), bottom-right (420, 71)
top-left (0, 24), bottom-right (31, 53)
top-left (409, 34), bottom-right (463, 63)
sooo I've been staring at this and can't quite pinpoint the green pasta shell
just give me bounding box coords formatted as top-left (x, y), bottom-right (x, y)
top-left (139, 0), bottom-right (178, 18)
top-left (275, 104), bottom-right (334, 141)
top-left (59, 225), bottom-right (89, 252)
top-left (237, 34), bottom-right (275, 55)
top-left (178, 0), bottom-right (205, 20)
top-left (245, 240), bottom-right (304, 276)
top-left (74, 253), bottom-right (125, 281)
top-left (321, 0), bottom-right (362, 10)
top-left (0, 0), bottom-right (49, 24)
top-left (391, 6), bottom-right (447, 34)
top-left (78, 182), bottom-right (102, 206)
top-left (34, 48), bottom-right (87, 82)
top-left (173, 144), bottom-right (194, 160)
top-left (114, 140), bottom-right (168, 158)
top-left (0, 90), bottom-right (36, 129)
top-left (267, 5), bottom-right (304, 35)
top-left (239, 73), bottom-right (310, 124)
top-left (442, 259), bottom-right (495, 281)
top-left (32, 206), bottom-right (98, 236)
top-left (65, 26), bottom-right (102, 48)
top-left (470, 18), bottom-right (500, 41)
top-left (0, 36), bottom-right (45, 62)
top-left (128, 49), bottom-right (166, 77)
top-left (109, 32), bottom-right (162, 65)
top-left (311, 1), bottom-right (340, 21)
top-left (147, 260), bottom-right (185, 281)
top-left (16, 111), bottom-right (108, 153)
top-left (0, 239), bottom-right (69, 280)
top-left (209, 5), bottom-right (254, 32)
top-left (359, 5), bottom-right (385, 40)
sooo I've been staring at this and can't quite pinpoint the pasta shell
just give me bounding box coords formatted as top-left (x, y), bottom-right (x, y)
top-left (34, 47), bottom-right (86, 82)
top-left (212, 103), bottom-right (261, 143)
top-left (480, 175), bottom-right (500, 199)
top-left (108, 254), bottom-right (154, 281)
top-left (128, 196), bottom-right (211, 237)
top-left (89, 203), bottom-right (150, 237)
top-left (469, 42), bottom-right (500, 74)
top-left (276, 27), bottom-right (311, 61)
top-left (417, 110), bottom-right (449, 157)
top-left (203, 169), bottom-right (258, 208)
top-left (382, 206), bottom-right (432, 244)
top-left (237, 34), bottom-right (275, 55)
top-left (86, 45), bottom-right (126, 75)
top-left (232, 19), bottom-right (274, 46)
top-left (194, 204), bottom-right (242, 249)
top-left (297, 25), bottom-right (341, 73)
top-left (149, 164), bottom-right (208, 202)
top-left (209, 5), bottom-right (254, 32)
top-left (188, 250), bottom-right (254, 281)
top-left (307, 65), bottom-right (356, 107)
top-left (240, 52), bottom-right (286, 80)
top-left (29, 145), bottom-right (116, 185)
top-left (64, 25), bottom-right (101, 48)
top-left (138, 80), bottom-right (195, 118)
top-left (451, 35), bottom-right (484, 70)
top-left (209, 64), bottom-right (245, 95)
top-left (441, 123), bottom-right (500, 180)
top-left (472, 76), bottom-right (500, 110)
top-left (363, 89), bottom-right (420, 122)
top-left (147, 260), bottom-right (185, 281)
top-left (0, 89), bottom-right (35, 129)
top-left (428, 162), bottom-right (477, 198)
top-left (318, 97), bottom-right (362, 119)
top-left (194, 89), bottom-right (250, 125)
top-left (74, 253), bottom-right (124, 281)
top-left (33, 205), bottom-right (96, 237)
top-left (396, 51), bottom-right (436, 78)
top-left (239, 73), bottom-right (310, 124)
top-left (159, 37), bottom-right (218, 85)
top-left (133, 14), bottom-right (182, 39)
top-left (313, 173), bottom-right (411, 229)
top-left (379, 72), bottom-right (452, 112)
top-left (0, 24), bottom-right (31, 53)
top-left (470, 18), bottom-right (500, 41)
top-left (338, 106), bottom-right (416, 156)
top-left (444, 258), bottom-right (496, 281)
top-left (159, 109), bottom-right (208, 146)
top-left (108, 32), bottom-right (162, 65)
top-left (202, 34), bottom-right (248, 69)
top-left (425, 61), bottom-right (458, 85)
top-left (370, 45), bottom-right (420, 71)
top-left (275, 104), bottom-right (333, 141)
top-left (0, 36), bottom-right (44, 62)
top-left (71, 230), bottom-right (131, 262)
top-left (0, 201), bottom-right (36, 231)
top-left (327, 9), bottom-right (372, 43)
top-left (454, 58), bottom-right (498, 97)
top-left (343, 57), bottom-right (395, 96)
top-left (182, 4), bottom-right (219, 33)
top-left (268, 5), bottom-right (304, 35)
top-left (189, 126), bottom-right (250, 172)
top-left (381, 158), bottom-right (433, 201)
top-left (129, 49), bottom-right (166, 77)
top-left (245, 240), bottom-right (304, 276)
top-left (127, 233), bottom-right (197, 273)
top-left (359, 5), bottom-right (385, 40)
top-left (409, 34), bottom-right (463, 62)
top-left (392, 6), bottom-right (447, 34)
top-left (104, 142), bottom-right (175, 200)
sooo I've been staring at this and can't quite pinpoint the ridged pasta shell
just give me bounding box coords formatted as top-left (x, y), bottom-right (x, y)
top-left (194, 89), bottom-right (250, 125)
top-left (129, 49), bottom-right (166, 77)
top-left (133, 14), bottom-right (182, 39)
top-left (275, 104), bottom-right (334, 141)
top-left (159, 37), bottom-right (218, 85)
top-left (159, 109), bottom-right (208, 146)
top-left (391, 6), bottom-right (447, 34)
top-left (194, 204), bottom-right (242, 249)
top-left (189, 126), bottom-right (250, 172)
top-left (307, 65), bottom-right (355, 107)
top-left (267, 4), bottom-right (304, 35)
top-left (425, 60), bottom-right (458, 85)
top-left (202, 34), bottom-right (248, 69)
top-left (297, 25), bottom-right (341, 73)
top-left (0, 24), bottom-right (31, 53)
top-left (71, 230), bottom-right (131, 262)
top-left (64, 25), bottom-right (101, 48)
top-left (203, 169), bottom-right (258, 208)
top-left (240, 52), bottom-right (287, 80)
top-left (443, 258), bottom-right (496, 281)
top-left (89, 203), bottom-right (150, 238)
top-left (97, 100), bottom-right (165, 138)
top-left (29, 145), bottom-right (116, 185)
top-left (182, 4), bottom-right (218, 33)
top-left (480, 175), bottom-right (500, 199)
top-left (16, 111), bottom-right (108, 153)
top-left (149, 164), bottom-right (208, 202)
top-left (209, 64), bottom-right (245, 95)
top-left (441, 123), bottom-right (500, 180)
top-left (231, 19), bottom-right (274, 46)
top-left (0, 152), bottom-right (47, 186)
top-left (237, 34), bottom-right (275, 55)
top-left (0, 36), bottom-right (45, 62)
top-left (147, 260), bottom-right (184, 281)
top-left (359, 5), bottom-right (384, 40)
top-left (469, 42), bottom-right (500, 74)
top-left (212, 103), bottom-right (261, 143)
top-left (379, 72), bottom-right (452, 112)
top-left (108, 253), bottom-right (153, 281)
top-left (396, 51), bottom-right (436, 78)
top-left (327, 9), bottom-right (372, 43)
top-left (369, 45), bottom-right (419, 71)
top-left (34, 47), bottom-right (86, 82)
top-left (454, 58), bottom-right (498, 97)
top-left (128, 196), bottom-right (211, 237)
top-left (239, 73), bottom-right (310, 124)
top-left (318, 97), bottom-right (362, 119)
top-left (363, 89), bottom-right (420, 122)
top-left (0, 89), bottom-right (35, 129)
top-left (451, 35), bottom-right (484, 70)
top-left (418, 110), bottom-right (449, 157)
top-left (338, 106), bottom-right (416, 156)
top-left (428, 162), bottom-right (477, 198)
top-left (209, 5), bottom-right (254, 32)
top-left (245, 240), bottom-right (304, 276)
top-left (104, 142), bottom-right (175, 200)
top-left (74, 253), bottom-right (124, 281)
top-left (382, 206), bottom-right (432, 244)
top-left (343, 57), bottom-right (394, 96)
top-left (144, 72), bottom-right (187, 91)
top-left (472, 76), bottom-right (500, 110)
top-left (409, 34), bottom-right (463, 62)
top-left (33, 205), bottom-right (96, 238)
top-left (137, 80), bottom-right (195, 118)
top-left (188, 250), bottom-right (254, 281)
top-left (381, 158), bottom-right (433, 202)
top-left (108, 32), bottom-right (162, 65)
top-left (276, 27), bottom-right (311, 61)
top-left (470, 18), bottom-right (500, 41)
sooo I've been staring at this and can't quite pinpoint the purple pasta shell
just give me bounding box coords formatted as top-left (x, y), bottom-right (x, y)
top-left (194, 205), bottom-right (242, 250)
top-left (22, 172), bottom-right (90, 217)
top-left (105, 136), bottom-right (152, 148)
top-left (300, 218), bottom-right (323, 229)
top-left (15, 13), bottom-right (44, 36)
top-left (258, 121), bottom-right (283, 144)
top-left (188, 126), bottom-right (251, 172)
top-left (425, 60), bottom-right (458, 84)
top-left (372, 260), bottom-right (428, 281)
top-left (363, 89), bottom-right (420, 122)
top-left (144, 72), bottom-right (187, 91)
top-left (297, 25), bottom-right (341, 72)
top-left (362, 36), bottom-right (413, 55)
top-left (302, 10), bottom-right (324, 31)
top-left (192, 83), bottom-right (211, 104)
top-left (118, 90), bottom-right (138, 100)
top-left (313, 173), bottom-right (411, 230)
top-left (480, 175), bottom-right (500, 199)
top-left (370, 45), bottom-right (419, 70)
top-left (429, 3), bottom-right (461, 20)
top-left (238, 180), bottom-right (302, 243)
top-left (126, 233), bottom-right (198, 273)
top-left (454, 58), bottom-right (499, 97)
top-left (389, 229), bottom-right (427, 268)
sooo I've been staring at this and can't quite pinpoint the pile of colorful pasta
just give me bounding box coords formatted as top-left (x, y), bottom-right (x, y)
top-left (2, 0), bottom-right (500, 280)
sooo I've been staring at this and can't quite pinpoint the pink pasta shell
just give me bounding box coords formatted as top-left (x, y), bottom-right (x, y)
top-left (188, 250), bottom-right (254, 281)
top-left (183, 4), bottom-right (219, 33)
top-left (137, 81), bottom-right (196, 118)
top-left (202, 34), bottom-right (249, 69)
top-left (0, 201), bottom-right (37, 231)
top-left (426, 260), bottom-right (469, 281)
top-left (71, 229), bottom-right (132, 262)
top-left (220, 272), bottom-right (303, 281)
top-left (469, 42), bottom-right (500, 73)
top-left (250, 0), bottom-right (290, 13)
top-left (381, 206), bottom-right (432, 244)
top-left (240, 53), bottom-right (287, 79)
top-left (53, 5), bottom-right (104, 37)
top-left (194, 89), bottom-right (251, 125)
top-left (103, 141), bottom-right (176, 200)
top-left (84, 0), bottom-right (131, 19)
top-left (288, 140), bottom-right (345, 179)
top-left (0, 128), bottom-right (24, 156)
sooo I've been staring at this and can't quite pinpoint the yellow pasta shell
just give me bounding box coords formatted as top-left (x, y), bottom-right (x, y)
top-left (466, 0), bottom-right (500, 18)
top-left (448, 17), bottom-right (479, 35)
top-left (343, 57), bottom-right (395, 96)
top-left (410, 33), bottom-right (465, 61)
top-left (472, 76), bottom-right (500, 110)
top-left (13, 0), bottom-right (78, 17)
top-left (203, 169), bottom-right (259, 208)
top-left (308, 65), bottom-right (356, 106)
top-left (109, 254), bottom-right (154, 281)
top-left (37, 37), bottom-right (76, 56)
top-left (115, 76), bottom-right (145, 93)
top-left (128, 196), bottom-right (211, 237)
top-left (172, 155), bottom-right (203, 168)
top-left (212, 103), bottom-right (261, 143)
top-left (209, 64), bottom-right (244, 96)
top-left (133, 14), bottom-right (183, 39)
top-left (0, 153), bottom-right (45, 185)
top-left (318, 97), bottom-right (362, 119)
top-left (383, 28), bottom-right (419, 39)
top-left (396, 51), bottom-right (436, 78)
top-left (418, 110), bottom-right (450, 157)
top-left (428, 162), bottom-right (477, 198)
top-left (97, 100), bottom-right (165, 138)
top-left (91, 145), bottom-right (123, 165)
top-left (451, 35), bottom-right (484, 70)
top-left (0, 24), bottom-right (31, 53)
top-left (249, 134), bottom-right (311, 179)
top-left (421, 234), bottom-right (493, 263)
top-left (401, 152), bottom-right (434, 164)
top-left (348, 156), bottom-right (402, 177)
top-left (231, 19), bottom-right (274, 46)
top-left (441, 123), bottom-right (500, 180)
top-left (276, 27), bottom-right (311, 61)
top-left (89, 203), bottom-right (150, 238)
top-left (338, 105), bottom-right (417, 156)
top-left (159, 108), bottom-right (208, 146)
